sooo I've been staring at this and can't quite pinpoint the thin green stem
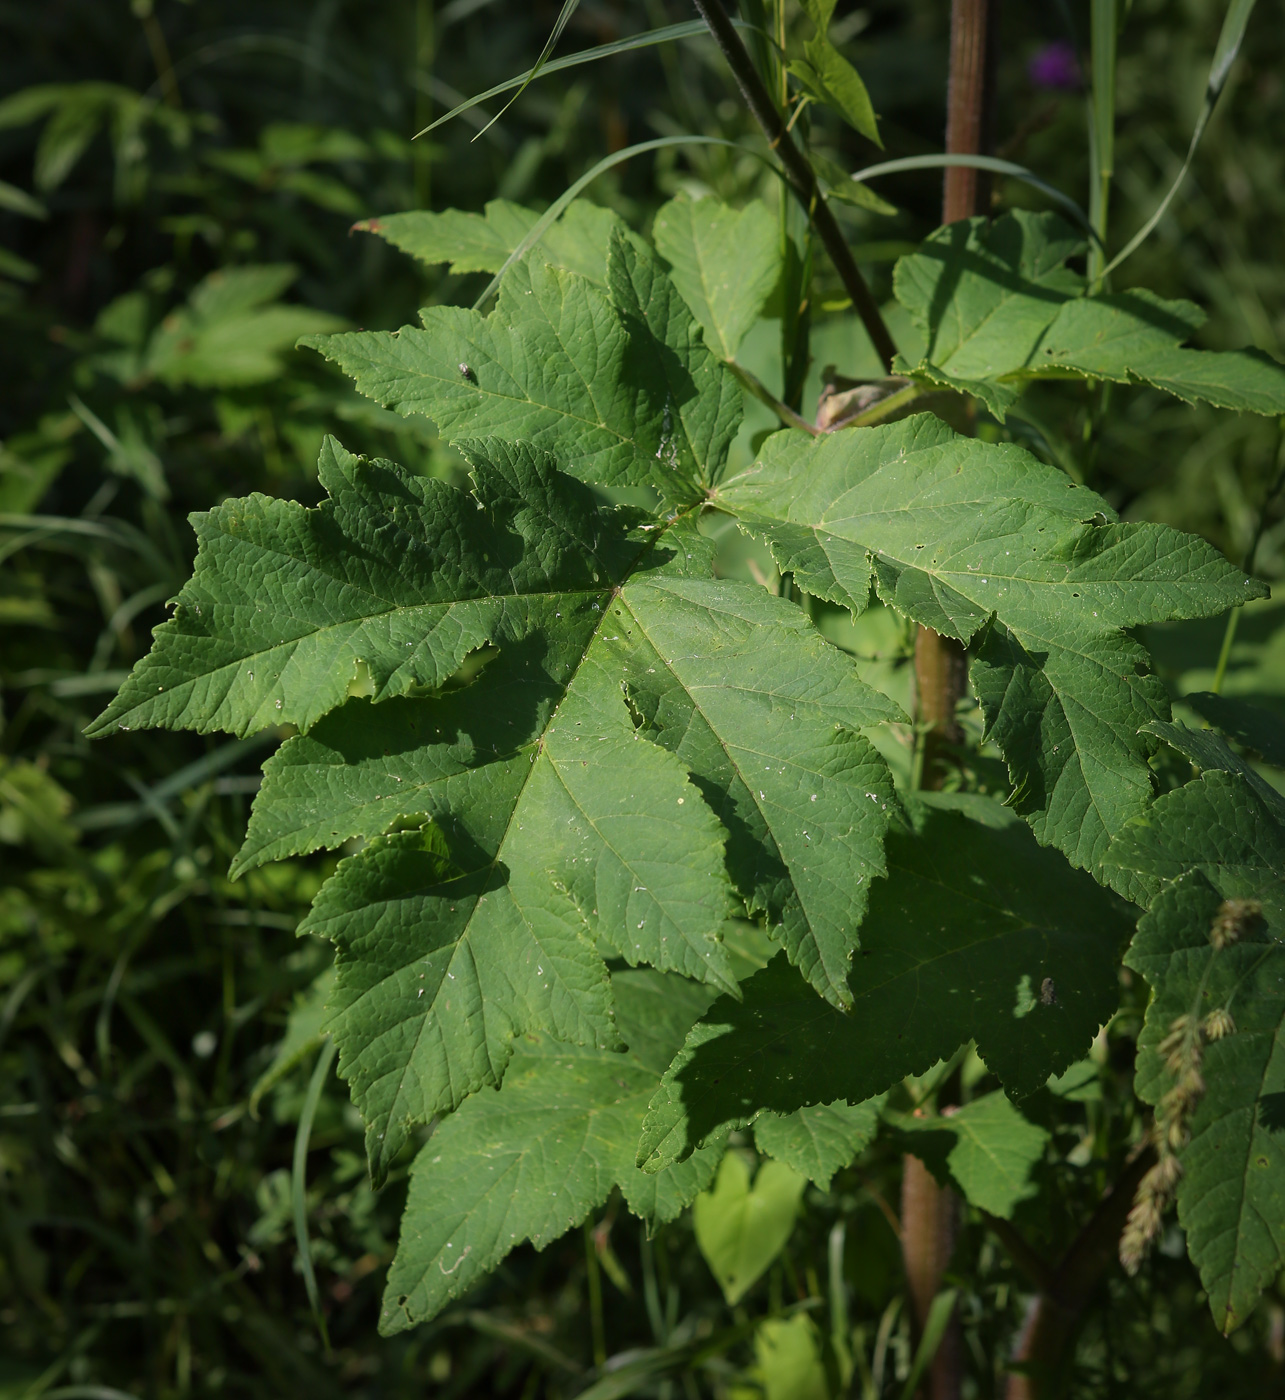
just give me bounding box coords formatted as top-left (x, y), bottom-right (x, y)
top-left (726, 359), bottom-right (819, 436)
top-left (1210, 609), bottom-right (1239, 695)
top-left (585, 1219), bottom-right (607, 1367)
top-left (1211, 423), bottom-right (1285, 694)
top-left (1087, 0), bottom-right (1117, 288)
top-left (293, 1036), bottom-right (338, 1354)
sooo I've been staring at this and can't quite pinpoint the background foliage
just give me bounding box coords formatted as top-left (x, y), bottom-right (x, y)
top-left (2, 1), bottom-right (1285, 1396)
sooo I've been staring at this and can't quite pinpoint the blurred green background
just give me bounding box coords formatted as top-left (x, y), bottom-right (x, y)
top-left (2, 2), bottom-right (1284, 1395)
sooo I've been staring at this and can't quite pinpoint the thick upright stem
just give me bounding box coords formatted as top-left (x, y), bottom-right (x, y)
top-left (913, 0), bottom-right (996, 791)
top-left (902, 1153), bottom-right (961, 1400)
top-left (903, 7), bottom-right (997, 1394)
top-left (942, 0), bottom-right (997, 222)
top-left (690, 0), bottom-right (897, 373)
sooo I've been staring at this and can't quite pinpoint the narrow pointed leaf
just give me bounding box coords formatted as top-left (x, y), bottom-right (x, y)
top-left (417, 21), bottom-right (740, 137)
top-left (790, 37), bottom-right (880, 145)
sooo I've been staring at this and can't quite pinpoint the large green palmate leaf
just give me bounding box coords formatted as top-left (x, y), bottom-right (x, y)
top-left (717, 413), bottom-right (1263, 879)
top-left (302, 228), bottom-right (742, 504)
top-left (380, 969), bottom-right (723, 1335)
top-left (893, 211), bottom-right (1285, 420)
top-left (638, 795), bottom-right (1132, 1171)
top-left (93, 432), bottom-right (903, 1181)
top-left (355, 197), bottom-right (629, 286)
top-left (1106, 771), bottom-right (1285, 1332)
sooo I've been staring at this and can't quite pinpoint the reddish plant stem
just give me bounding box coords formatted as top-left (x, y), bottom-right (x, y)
top-left (904, 6), bottom-right (997, 1393)
top-left (914, 0), bottom-right (998, 794)
top-left (1002, 1144), bottom-right (1157, 1399)
top-left (942, 0), bottom-right (998, 223)
top-left (902, 1152), bottom-right (961, 1400)
top-left (689, 0), bottom-right (897, 373)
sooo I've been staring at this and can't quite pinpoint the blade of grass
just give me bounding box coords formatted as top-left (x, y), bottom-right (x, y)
top-left (416, 19), bottom-right (764, 137)
top-left (848, 153), bottom-right (1094, 236)
top-left (293, 1035), bottom-right (338, 1352)
top-left (471, 0), bottom-right (579, 140)
top-left (898, 1288), bottom-right (959, 1400)
top-left (74, 732), bottom-right (275, 834)
top-left (1102, 0), bottom-right (1260, 278)
top-left (41, 1389), bottom-right (144, 1400)
top-left (1088, 0), bottom-right (1117, 285)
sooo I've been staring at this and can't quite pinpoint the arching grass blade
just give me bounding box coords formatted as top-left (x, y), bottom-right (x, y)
top-left (415, 19), bottom-right (762, 139)
top-left (1102, 0), bottom-right (1260, 277)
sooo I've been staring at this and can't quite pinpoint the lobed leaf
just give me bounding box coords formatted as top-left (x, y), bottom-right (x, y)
top-left (302, 230), bottom-right (741, 504)
top-left (753, 1096), bottom-right (883, 1188)
top-left (356, 197), bottom-right (627, 286)
top-left (99, 429), bottom-right (904, 1178)
top-left (717, 413), bottom-right (1263, 877)
top-left (379, 970), bottom-right (724, 1335)
top-left (638, 796), bottom-right (1131, 1171)
top-left (893, 211), bottom-right (1285, 419)
top-left (890, 1090), bottom-right (1049, 1219)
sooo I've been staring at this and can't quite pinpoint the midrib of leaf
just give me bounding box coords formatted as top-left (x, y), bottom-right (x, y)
top-left (953, 1119), bottom-right (1023, 1194)
top-left (615, 583), bottom-right (894, 1006)
top-left (937, 279), bottom-right (1071, 369)
top-left (381, 499), bottom-right (714, 950)
top-left (541, 743), bottom-right (716, 949)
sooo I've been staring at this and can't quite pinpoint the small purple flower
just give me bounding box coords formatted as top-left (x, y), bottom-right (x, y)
top-left (1028, 41), bottom-right (1082, 92)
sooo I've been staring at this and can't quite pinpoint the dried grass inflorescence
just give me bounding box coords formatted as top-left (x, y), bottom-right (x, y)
top-left (1119, 898), bottom-right (1256, 1276)
top-left (1209, 897), bottom-right (1263, 950)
